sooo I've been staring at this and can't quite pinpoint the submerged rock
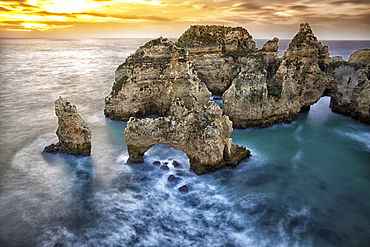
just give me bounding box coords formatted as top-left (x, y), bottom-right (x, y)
top-left (124, 99), bottom-right (250, 175)
top-left (168, 175), bottom-right (180, 182)
top-left (44, 97), bottom-right (92, 156)
top-left (172, 160), bottom-right (181, 167)
top-left (160, 165), bottom-right (169, 170)
top-left (178, 185), bottom-right (189, 193)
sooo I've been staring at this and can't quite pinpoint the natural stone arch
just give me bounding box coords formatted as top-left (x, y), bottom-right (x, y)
top-left (124, 100), bottom-right (250, 175)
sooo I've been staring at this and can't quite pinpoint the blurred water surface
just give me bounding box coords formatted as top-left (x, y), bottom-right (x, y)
top-left (0, 38), bottom-right (369, 247)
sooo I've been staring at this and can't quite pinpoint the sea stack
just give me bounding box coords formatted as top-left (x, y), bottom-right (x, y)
top-left (44, 97), bottom-right (92, 156)
top-left (124, 99), bottom-right (250, 175)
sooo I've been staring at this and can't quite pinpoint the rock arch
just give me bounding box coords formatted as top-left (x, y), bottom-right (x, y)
top-left (124, 100), bottom-right (250, 175)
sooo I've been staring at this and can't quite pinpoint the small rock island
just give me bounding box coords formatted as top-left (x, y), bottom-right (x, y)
top-left (44, 97), bottom-right (92, 156)
top-left (124, 99), bottom-right (250, 175)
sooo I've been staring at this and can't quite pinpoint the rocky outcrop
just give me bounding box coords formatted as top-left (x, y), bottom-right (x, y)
top-left (223, 23), bottom-right (330, 128)
top-left (348, 49), bottom-right (370, 65)
top-left (105, 23), bottom-right (369, 129)
top-left (261, 37), bottom-right (279, 52)
top-left (176, 25), bottom-right (257, 95)
top-left (284, 23), bottom-right (329, 61)
top-left (124, 99), bottom-right (250, 175)
top-left (328, 51), bottom-right (370, 124)
top-left (277, 22), bottom-right (330, 111)
top-left (104, 37), bottom-right (211, 121)
top-left (44, 97), bottom-right (92, 156)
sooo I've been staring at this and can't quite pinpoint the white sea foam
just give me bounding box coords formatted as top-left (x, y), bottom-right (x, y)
top-left (335, 129), bottom-right (370, 151)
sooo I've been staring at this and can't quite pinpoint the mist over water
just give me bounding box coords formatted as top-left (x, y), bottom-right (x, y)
top-left (1, 39), bottom-right (369, 247)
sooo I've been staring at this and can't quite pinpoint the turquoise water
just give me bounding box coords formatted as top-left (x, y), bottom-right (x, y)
top-left (0, 39), bottom-right (369, 246)
top-left (231, 97), bottom-right (370, 246)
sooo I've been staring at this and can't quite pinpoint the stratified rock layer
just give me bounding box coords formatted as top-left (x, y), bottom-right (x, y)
top-left (348, 49), bottom-right (370, 65)
top-left (176, 25), bottom-right (257, 95)
top-left (44, 97), bottom-right (92, 156)
top-left (328, 52), bottom-right (370, 123)
top-left (124, 99), bottom-right (250, 175)
top-left (105, 23), bottom-right (370, 128)
top-left (223, 22), bottom-right (330, 128)
top-left (104, 37), bottom-right (211, 121)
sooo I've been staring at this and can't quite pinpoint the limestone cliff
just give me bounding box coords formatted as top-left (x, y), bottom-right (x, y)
top-left (176, 25), bottom-right (257, 95)
top-left (44, 97), bottom-right (92, 156)
top-left (104, 37), bottom-right (211, 121)
top-left (223, 23), bottom-right (330, 128)
top-left (124, 99), bottom-right (250, 175)
top-left (105, 24), bottom-right (369, 128)
top-left (328, 50), bottom-right (370, 124)
top-left (348, 49), bottom-right (370, 65)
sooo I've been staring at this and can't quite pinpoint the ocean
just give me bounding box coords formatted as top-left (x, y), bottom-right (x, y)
top-left (0, 38), bottom-right (369, 247)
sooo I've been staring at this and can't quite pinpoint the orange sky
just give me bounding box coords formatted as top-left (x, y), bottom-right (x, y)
top-left (1, 0), bottom-right (369, 40)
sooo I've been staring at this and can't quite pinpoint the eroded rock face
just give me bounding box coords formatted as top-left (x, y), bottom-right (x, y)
top-left (223, 23), bottom-right (330, 128)
top-left (104, 37), bottom-right (211, 121)
top-left (261, 37), bottom-right (279, 52)
top-left (284, 23), bottom-right (329, 60)
top-left (176, 25), bottom-right (256, 53)
top-left (348, 49), bottom-right (370, 65)
top-left (105, 23), bottom-right (369, 128)
top-left (124, 99), bottom-right (250, 175)
top-left (328, 58), bottom-right (370, 124)
top-left (176, 25), bottom-right (257, 95)
top-left (44, 97), bottom-right (92, 156)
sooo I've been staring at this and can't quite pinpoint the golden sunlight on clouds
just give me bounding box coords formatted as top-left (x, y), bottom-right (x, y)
top-left (0, 0), bottom-right (369, 39)
top-left (37, 0), bottom-right (101, 13)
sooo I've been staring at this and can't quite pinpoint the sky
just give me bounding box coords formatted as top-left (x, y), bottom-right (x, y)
top-left (0, 0), bottom-right (369, 40)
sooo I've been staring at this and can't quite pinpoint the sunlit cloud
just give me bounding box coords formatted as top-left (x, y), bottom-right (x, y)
top-left (0, 0), bottom-right (369, 39)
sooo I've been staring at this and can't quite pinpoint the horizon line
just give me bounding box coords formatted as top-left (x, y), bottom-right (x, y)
top-left (1, 37), bottom-right (370, 41)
